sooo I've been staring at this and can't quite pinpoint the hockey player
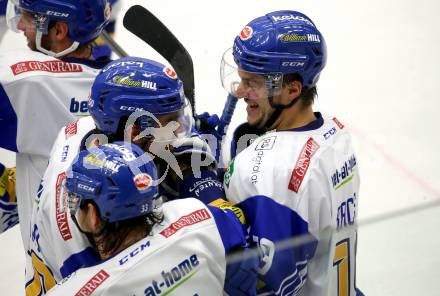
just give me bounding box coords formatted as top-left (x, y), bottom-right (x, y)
top-left (220, 10), bottom-right (363, 295)
top-left (46, 142), bottom-right (247, 296)
top-left (26, 57), bottom-right (234, 295)
top-left (0, 0), bottom-right (111, 244)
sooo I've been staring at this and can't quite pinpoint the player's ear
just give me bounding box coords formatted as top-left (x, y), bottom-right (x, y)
top-left (87, 202), bottom-right (104, 233)
top-left (287, 80), bottom-right (302, 99)
top-left (52, 21), bottom-right (69, 41)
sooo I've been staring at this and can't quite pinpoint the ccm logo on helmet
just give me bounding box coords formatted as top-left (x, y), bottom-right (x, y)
top-left (120, 106), bottom-right (145, 112)
top-left (281, 61), bottom-right (305, 68)
top-left (46, 11), bottom-right (69, 17)
top-left (239, 26), bottom-right (253, 41)
top-left (134, 173), bottom-right (153, 191)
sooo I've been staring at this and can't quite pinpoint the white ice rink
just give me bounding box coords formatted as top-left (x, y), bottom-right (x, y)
top-left (1, 0), bottom-right (439, 295)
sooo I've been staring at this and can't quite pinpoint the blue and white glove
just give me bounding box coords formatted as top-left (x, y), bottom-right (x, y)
top-left (195, 112), bottom-right (223, 162)
top-left (0, 163), bottom-right (18, 233)
top-left (160, 133), bottom-right (225, 204)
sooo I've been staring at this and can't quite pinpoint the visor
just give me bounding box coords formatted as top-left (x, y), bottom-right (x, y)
top-left (131, 98), bottom-right (194, 143)
top-left (220, 47), bottom-right (284, 98)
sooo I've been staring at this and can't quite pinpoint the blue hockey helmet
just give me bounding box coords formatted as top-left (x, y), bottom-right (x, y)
top-left (66, 142), bottom-right (158, 223)
top-left (221, 10), bottom-right (327, 96)
top-left (89, 56), bottom-right (192, 138)
top-left (7, 0), bottom-right (110, 57)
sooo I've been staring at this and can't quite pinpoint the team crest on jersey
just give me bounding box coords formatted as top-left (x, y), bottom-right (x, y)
top-left (10, 60), bottom-right (83, 76)
top-left (160, 209), bottom-right (211, 238)
top-left (288, 137), bottom-right (320, 193)
top-left (74, 269), bottom-right (109, 296)
top-left (133, 173), bottom-right (153, 191)
top-left (239, 26), bottom-right (253, 41)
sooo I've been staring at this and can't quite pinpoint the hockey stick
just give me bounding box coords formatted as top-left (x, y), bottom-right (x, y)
top-left (123, 5), bottom-right (195, 112)
top-left (122, 5), bottom-right (238, 160)
top-left (99, 31), bottom-right (128, 58)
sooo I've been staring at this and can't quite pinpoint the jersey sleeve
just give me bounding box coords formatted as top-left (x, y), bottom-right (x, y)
top-left (236, 195), bottom-right (319, 295)
top-left (0, 83), bottom-right (19, 152)
top-left (207, 204), bottom-right (246, 253)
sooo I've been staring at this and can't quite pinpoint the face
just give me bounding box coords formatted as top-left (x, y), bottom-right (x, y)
top-left (17, 11), bottom-right (52, 52)
top-left (236, 69), bottom-right (276, 128)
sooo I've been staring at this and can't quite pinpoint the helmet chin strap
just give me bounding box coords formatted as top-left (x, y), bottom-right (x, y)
top-left (36, 30), bottom-right (80, 58)
top-left (263, 90), bottom-right (301, 130)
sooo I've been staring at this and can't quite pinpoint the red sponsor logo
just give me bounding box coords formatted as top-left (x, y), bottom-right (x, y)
top-left (332, 117), bottom-right (345, 129)
top-left (163, 66), bottom-right (177, 79)
top-left (239, 26), bottom-right (253, 41)
top-left (288, 137), bottom-right (320, 193)
top-left (160, 209), bottom-right (211, 238)
top-left (75, 270), bottom-right (109, 296)
top-left (55, 172), bottom-right (72, 241)
top-left (133, 173), bottom-right (153, 191)
top-left (65, 121), bottom-right (78, 139)
top-left (10, 60), bottom-right (83, 75)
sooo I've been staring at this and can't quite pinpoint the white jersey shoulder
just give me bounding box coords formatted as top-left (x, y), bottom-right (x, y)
top-left (0, 48), bottom-right (104, 257)
top-left (47, 198), bottom-right (227, 296)
top-left (26, 117), bottom-right (97, 295)
top-left (224, 113), bottom-right (360, 296)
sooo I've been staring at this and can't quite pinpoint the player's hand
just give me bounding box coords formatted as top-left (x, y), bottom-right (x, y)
top-left (194, 112), bottom-right (223, 162)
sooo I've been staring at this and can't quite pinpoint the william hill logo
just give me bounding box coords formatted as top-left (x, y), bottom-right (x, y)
top-left (280, 33), bottom-right (320, 43)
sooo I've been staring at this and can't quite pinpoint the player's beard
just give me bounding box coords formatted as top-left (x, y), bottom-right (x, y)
top-left (27, 34), bottom-right (53, 54)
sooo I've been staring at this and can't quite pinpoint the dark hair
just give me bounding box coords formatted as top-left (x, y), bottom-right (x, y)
top-left (283, 73), bottom-right (318, 107)
top-left (90, 201), bottom-right (164, 256)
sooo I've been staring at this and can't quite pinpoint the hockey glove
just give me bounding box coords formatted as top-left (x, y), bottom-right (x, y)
top-left (0, 163), bottom-right (18, 233)
top-left (195, 112), bottom-right (223, 162)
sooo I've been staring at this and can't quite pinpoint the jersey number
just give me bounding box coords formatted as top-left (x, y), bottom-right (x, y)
top-left (26, 251), bottom-right (56, 296)
top-left (333, 239), bottom-right (350, 296)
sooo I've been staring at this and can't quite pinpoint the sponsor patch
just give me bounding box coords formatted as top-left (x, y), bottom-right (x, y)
top-left (224, 159), bottom-right (234, 188)
top-left (332, 117), bottom-right (345, 129)
top-left (288, 137), bottom-right (320, 193)
top-left (255, 136), bottom-right (277, 151)
top-left (133, 173), bottom-right (153, 191)
top-left (74, 270), bottom-right (109, 296)
top-left (239, 26), bottom-right (253, 41)
top-left (163, 66), bottom-right (177, 79)
top-left (65, 121), bottom-right (78, 139)
top-left (55, 173), bottom-right (72, 241)
top-left (10, 60), bottom-right (83, 75)
top-left (160, 209), bottom-right (211, 238)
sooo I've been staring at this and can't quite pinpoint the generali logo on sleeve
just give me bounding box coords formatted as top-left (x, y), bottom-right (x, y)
top-left (160, 208), bottom-right (211, 238)
top-left (288, 137), bottom-right (320, 193)
top-left (65, 120), bottom-right (78, 139)
top-left (74, 269), bottom-right (110, 296)
top-left (10, 60), bottom-right (83, 76)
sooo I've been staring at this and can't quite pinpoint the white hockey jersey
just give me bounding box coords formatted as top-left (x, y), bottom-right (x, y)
top-left (26, 116), bottom-right (247, 295)
top-left (26, 116), bottom-right (97, 295)
top-left (46, 198), bottom-right (241, 296)
top-left (0, 49), bottom-right (110, 247)
top-left (224, 113), bottom-right (361, 296)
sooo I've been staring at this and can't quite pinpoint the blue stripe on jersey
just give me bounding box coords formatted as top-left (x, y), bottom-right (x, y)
top-left (60, 247), bottom-right (100, 278)
top-left (207, 205), bottom-right (246, 253)
top-left (236, 195), bottom-right (318, 295)
top-left (0, 84), bottom-right (18, 152)
top-left (0, 0), bottom-right (6, 15)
